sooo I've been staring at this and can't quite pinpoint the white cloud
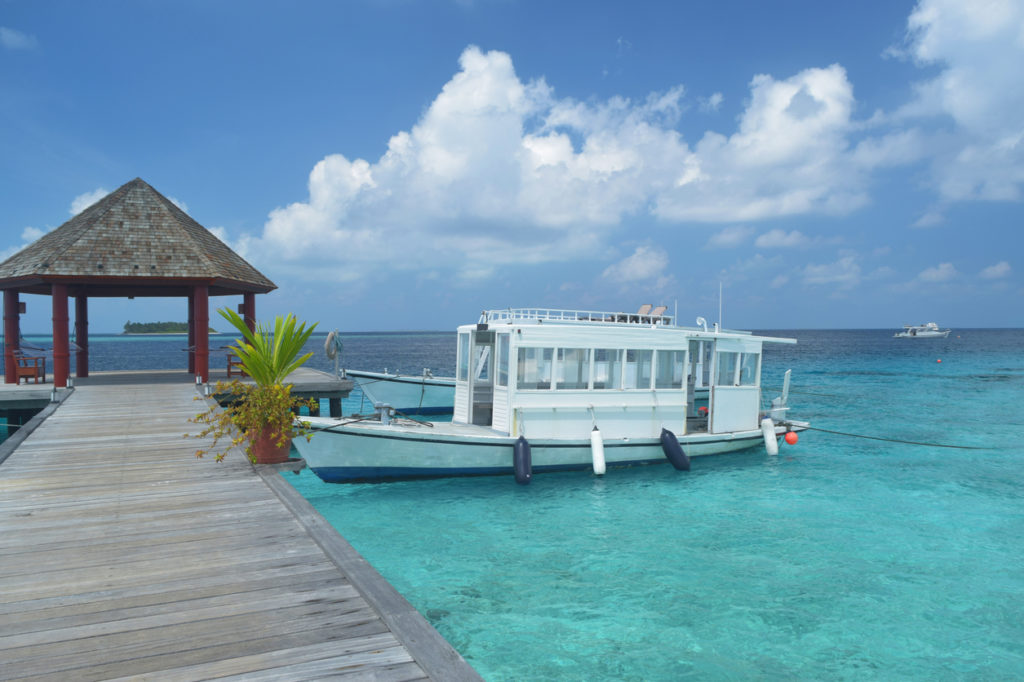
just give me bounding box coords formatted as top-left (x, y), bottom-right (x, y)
top-left (917, 262), bottom-right (957, 282)
top-left (803, 255), bottom-right (861, 288)
top-left (0, 226), bottom-right (51, 262)
top-left (254, 48), bottom-right (880, 285)
top-left (168, 196), bottom-right (189, 214)
top-left (699, 92), bottom-right (724, 112)
top-left (249, 23), bottom-right (1015, 288)
top-left (979, 261), bottom-right (1011, 279)
top-left (770, 274), bottom-right (789, 288)
top-left (706, 225), bottom-right (753, 249)
top-left (21, 226), bottom-right (47, 242)
top-left (896, 0), bottom-right (1024, 202)
top-left (912, 209), bottom-right (944, 228)
top-left (0, 27), bottom-right (37, 50)
top-left (755, 229), bottom-right (808, 248)
top-left (70, 188), bottom-right (109, 215)
top-left (654, 64), bottom-right (868, 222)
top-left (602, 245), bottom-right (669, 283)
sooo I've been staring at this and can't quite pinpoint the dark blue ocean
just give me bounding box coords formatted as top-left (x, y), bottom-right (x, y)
top-left (25, 329), bottom-right (1024, 679)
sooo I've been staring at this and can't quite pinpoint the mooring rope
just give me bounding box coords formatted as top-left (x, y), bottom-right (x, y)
top-left (789, 423), bottom-right (984, 450)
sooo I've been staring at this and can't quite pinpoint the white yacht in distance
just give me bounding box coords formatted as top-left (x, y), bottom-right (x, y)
top-left (894, 322), bottom-right (951, 338)
top-left (294, 307), bottom-right (807, 483)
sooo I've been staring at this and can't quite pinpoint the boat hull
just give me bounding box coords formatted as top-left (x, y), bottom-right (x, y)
top-left (294, 418), bottom-right (802, 482)
top-left (346, 370), bottom-right (455, 415)
top-left (893, 331), bottom-right (950, 338)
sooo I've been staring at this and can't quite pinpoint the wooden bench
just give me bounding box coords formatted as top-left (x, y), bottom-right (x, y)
top-left (226, 352), bottom-right (246, 377)
top-left (13, 351), bottom-right (46, 384)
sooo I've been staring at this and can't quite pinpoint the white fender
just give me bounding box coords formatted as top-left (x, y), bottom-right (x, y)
top-left (761, 417), bottom-right (779, 455)
top-left (590, 426), bottom-right (606, 475)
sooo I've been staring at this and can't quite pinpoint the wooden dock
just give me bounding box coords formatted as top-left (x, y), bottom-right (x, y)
top-left (0, 371), bottom-right (481, 680)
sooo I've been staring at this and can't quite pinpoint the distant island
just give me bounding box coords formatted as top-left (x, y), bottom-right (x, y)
top-left (123, 321), bottom-right (217, 334)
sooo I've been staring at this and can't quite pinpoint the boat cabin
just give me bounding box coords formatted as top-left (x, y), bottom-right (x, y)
top-left (454, 308), bottom-right (795, 440)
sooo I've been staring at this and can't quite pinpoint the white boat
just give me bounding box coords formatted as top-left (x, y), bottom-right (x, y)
top-left (346, 369), bottom-right (455, 415)
top-left (294, 307), bottom-right (807, 483)
top-left (894, 322), bottom-right (951, 338)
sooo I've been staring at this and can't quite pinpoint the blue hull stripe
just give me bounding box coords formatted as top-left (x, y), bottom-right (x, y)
top-left (310, 458), bottom-right (668, 483)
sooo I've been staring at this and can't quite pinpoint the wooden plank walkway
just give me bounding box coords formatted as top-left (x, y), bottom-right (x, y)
top-left (0, 371), bottom-right (481, 681)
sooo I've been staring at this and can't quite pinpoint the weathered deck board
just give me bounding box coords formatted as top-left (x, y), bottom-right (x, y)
top-left (0, 371), bottom-right (480, 681)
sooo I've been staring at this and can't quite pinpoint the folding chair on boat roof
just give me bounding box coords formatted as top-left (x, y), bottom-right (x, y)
top-left (643, 305), bottom-right (667, 324)
top-left (629, 304), bottom-right (653, 323)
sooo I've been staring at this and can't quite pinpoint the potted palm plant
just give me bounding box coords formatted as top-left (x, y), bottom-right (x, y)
top-left (190, 308), bottom-right (318, 464)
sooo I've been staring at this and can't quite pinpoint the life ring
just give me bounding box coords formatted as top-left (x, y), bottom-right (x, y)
top-left (324, 330), bottom-right (341, 360)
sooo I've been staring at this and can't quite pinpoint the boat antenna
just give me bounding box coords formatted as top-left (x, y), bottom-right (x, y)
top-left (718, 281), bottom-right (723, 329)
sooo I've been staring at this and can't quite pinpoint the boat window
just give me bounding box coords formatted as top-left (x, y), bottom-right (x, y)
top-left (738, 352), bottom-right (759, 386)
top-left (556, 348), bottom-right (590, 390)
top-left (474, 346), bottom-right (491, 381)
top-left (716, 351), bottom-right (739, 386)
top-left (593, 348), bottom-right (622, 389)
top-left (689, 340), bottom-right (713, 388)
top-left (517, 347), bottom-right (553, 390)
top-left (496, 334), bottom-right (509, 387)
top-left (624, 349), bottom-right (653, 389)
top-left (457, 333), bottom-right (470, 382)
top-left (655, 350), bottom-right (686, 389)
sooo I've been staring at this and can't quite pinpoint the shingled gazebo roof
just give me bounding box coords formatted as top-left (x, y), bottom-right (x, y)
top-left (0, 178), bottom-right (276, 297)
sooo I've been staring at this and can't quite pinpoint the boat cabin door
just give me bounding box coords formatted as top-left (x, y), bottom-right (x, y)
top-left (688, 339), bottom-right (713, 420)
top-left (709, 338), bottom-right (762, 434)
top-left (469, 330), bottom-right (495, 426)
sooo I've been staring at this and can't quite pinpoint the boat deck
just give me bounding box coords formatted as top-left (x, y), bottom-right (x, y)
top-left (0, 371), bottom-right (480, 680)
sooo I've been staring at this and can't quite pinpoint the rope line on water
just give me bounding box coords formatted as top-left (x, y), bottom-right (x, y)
top-left (790, 423), bottom-right (984, 450)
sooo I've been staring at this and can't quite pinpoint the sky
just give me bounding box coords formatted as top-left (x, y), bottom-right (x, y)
top-left (1, 0), bottom-right (1022, 333)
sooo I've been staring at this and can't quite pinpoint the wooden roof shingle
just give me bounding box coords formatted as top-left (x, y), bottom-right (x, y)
top-left (0, 178), bottom-right (275, 296)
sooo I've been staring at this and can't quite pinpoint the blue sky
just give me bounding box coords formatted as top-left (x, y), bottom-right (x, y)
top-left (2, 0), bottom-right (1021, 333)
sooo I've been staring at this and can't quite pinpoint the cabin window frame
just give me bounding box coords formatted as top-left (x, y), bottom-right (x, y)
top-left (457, 332), bottom-right (470, 382)
top-left (655, 349), bottom-right (687, 390)
top-left (624, 349), bottom-right (654, 389)
top-left (592, 348), bottom-right (623, 390)
top-left (715, 351), bottom-right (739, 386)
top-left (555, 347), bottom-right (591, 390)
top-left (516, 346), bottom-right (554, 390)
top-left (738, 352), bottom-right (760, 386)
top-left (496, 333), bottom-right (510, 387)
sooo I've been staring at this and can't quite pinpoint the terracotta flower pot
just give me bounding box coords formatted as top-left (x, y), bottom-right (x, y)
top-left (249, 426), bottom-right (291, 464)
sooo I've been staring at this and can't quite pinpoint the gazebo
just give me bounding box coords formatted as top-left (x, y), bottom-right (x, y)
top-left (0, 178), bottom-right (276, 387)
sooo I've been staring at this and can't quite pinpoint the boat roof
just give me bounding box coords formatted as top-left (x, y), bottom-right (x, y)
top-left (464, 308), bottom-right (797, 344)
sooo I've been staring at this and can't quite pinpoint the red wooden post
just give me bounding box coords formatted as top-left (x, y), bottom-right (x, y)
top-left (52, 284), bottom-right (70, 388)
top-left (194, 284), bottom-right (209, 383)
top-left (3, 289), bottom-right (19, 383)
top-left (243, 292), bottom-right (256, 333)
top-left (75, 295), bottom-right (89, 377)
top-left (187, 293), bottom-right (195, 374)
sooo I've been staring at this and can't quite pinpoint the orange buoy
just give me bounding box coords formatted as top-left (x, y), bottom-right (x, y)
top-left (937, 359), bottom-right (942, 363)
top-left (784, 431), bottom-right (798, 445)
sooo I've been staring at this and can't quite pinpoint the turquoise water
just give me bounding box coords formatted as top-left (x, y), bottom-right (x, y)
top-left (286, 329), bottom-right (1024, 680)
top-left (12, 329), bottom-right (1023, 677)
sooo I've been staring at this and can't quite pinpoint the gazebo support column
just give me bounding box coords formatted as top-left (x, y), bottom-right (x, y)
top-left (187, 294), bottom-right (195, 374)
top-left (52, 284), bottom-right (70, 388)
top-left (3, 290), bottom-right (20, 383)
top-left (75, 295), bottom-right (89, 378)
top-left (194, 284), bottom-right (209, 383)
top-left (243, 292), bottom-right (255, 333)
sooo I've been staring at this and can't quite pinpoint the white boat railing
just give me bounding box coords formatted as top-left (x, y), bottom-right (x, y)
top-left (482, 308), bottom-right (675, 327)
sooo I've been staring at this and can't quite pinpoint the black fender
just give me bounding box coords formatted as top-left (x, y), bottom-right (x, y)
top-left (660, 428), bottom-right (690, 471)
top-left (513, 436), bottom-right (532, 484)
